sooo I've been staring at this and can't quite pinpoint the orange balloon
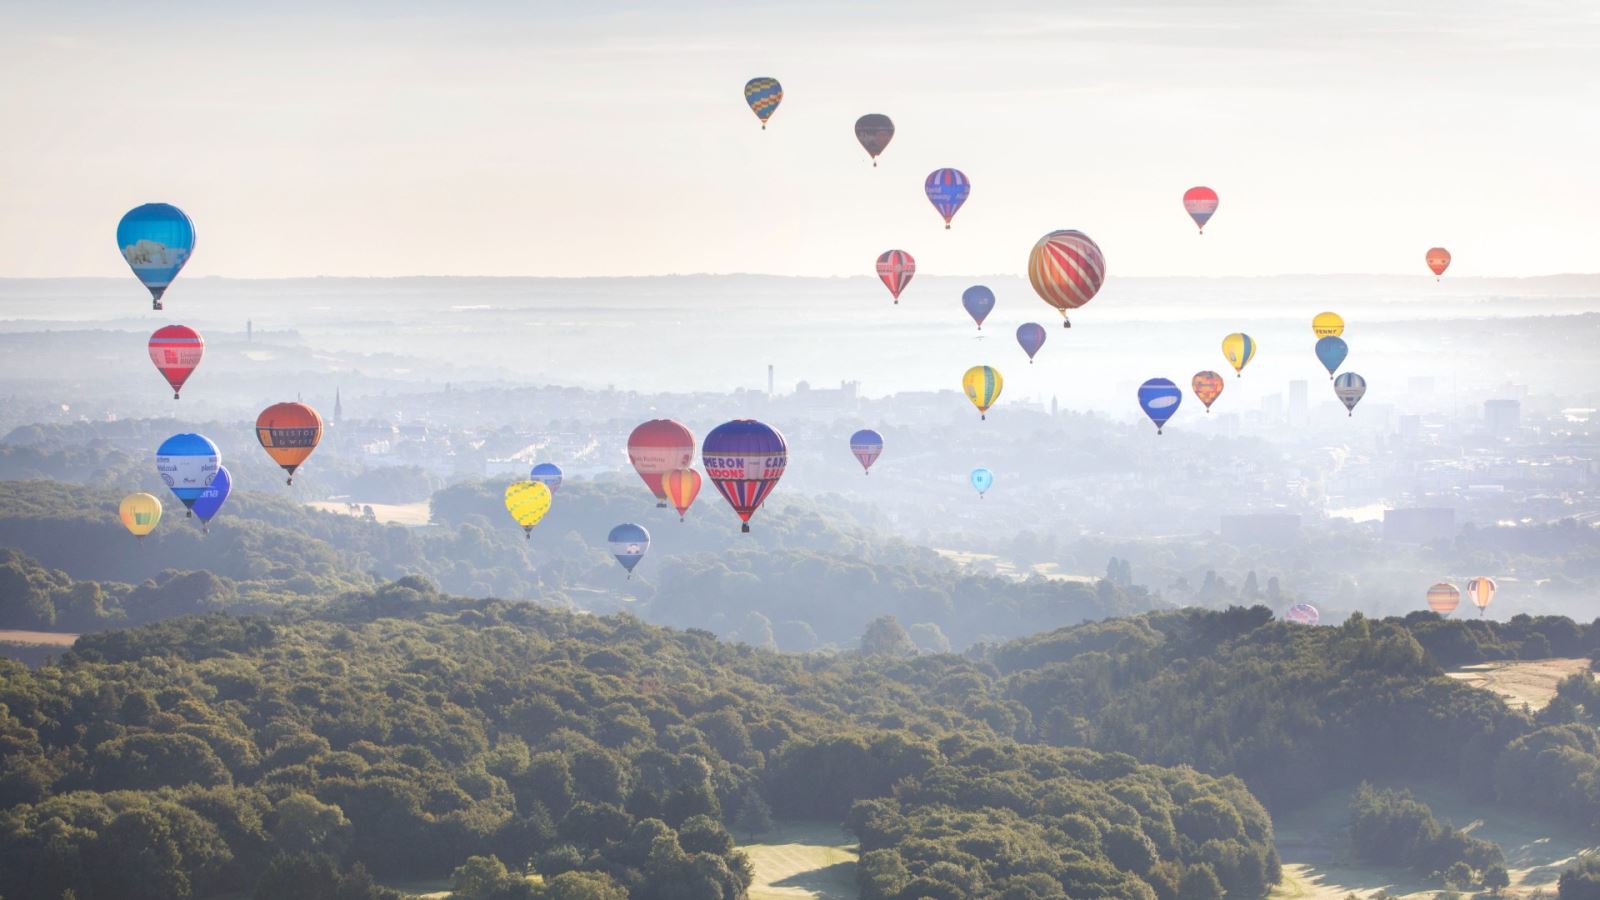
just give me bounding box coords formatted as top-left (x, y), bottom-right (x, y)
top-left (1192, 371), bottom-right (1225, 411)
top-left (256, 402), bottom-right (323, 485)
top-left (1426, 247), bottom-right (1451, 278)
top-left (660, 468), bottom-right (702, 522)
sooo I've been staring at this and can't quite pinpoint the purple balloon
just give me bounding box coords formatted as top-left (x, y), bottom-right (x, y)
top-left (191, 465), bottom-right (232, 526)
top-left (1016, 323), bottom-right (1047, 362)
top-left (962, 285), bottom-right (995, 329)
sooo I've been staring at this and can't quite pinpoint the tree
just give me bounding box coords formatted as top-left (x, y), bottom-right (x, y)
top-left (908, 622), bottom-right (951, 654)
top-left (1443, 861), bottom-right (1474, 890)
top-left (271, 792), bottom-right (351, 856)
top-left (1482, 863), bottom-right (1510, 894)
top-left (732, 788), bottom-right (773, 841)
top-left (860, 615), bottom-right (916, 657)
top-left (1177, 863), bottom-right (1225, 900)
top-left (540, 870), bottom-right (627, 900)
top-left (1561, 855), bottom-right (1600, 899)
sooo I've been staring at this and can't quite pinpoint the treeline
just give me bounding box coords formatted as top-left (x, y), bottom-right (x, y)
top-left (1348, 784), bottom-right (1507, 891)
top-left (0, 579), bottom-right (1276, 899)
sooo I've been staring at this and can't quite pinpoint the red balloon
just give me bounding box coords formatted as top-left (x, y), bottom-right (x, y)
top-left (876, 250), bottom-right (915, 304)
top-left (627, 419), bottom-right (695, 506)
top-left (1426, 247), bottom-right (1451, 278)
top-left (148, 325), bottom-right (204, 399)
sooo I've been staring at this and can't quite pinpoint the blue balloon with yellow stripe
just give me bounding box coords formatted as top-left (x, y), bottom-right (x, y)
top-left (744, 77), bottom-right (783, 129)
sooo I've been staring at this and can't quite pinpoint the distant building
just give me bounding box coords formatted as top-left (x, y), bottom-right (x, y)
top-left (1484, 398), bottom-right (1520, 435)
top-left (334, 388), bottom-right (342, 426)
top-left (1288, 380), bottom-right (1307, 425)
top-left (1397, 414), bottom-right (1420, 440)
top-left (1221, 513), bottom-right (1302, 548)
top-left (767, 365), bottom-right (774, 398)
top-left (1383, 507), bottom-right (1455, 543)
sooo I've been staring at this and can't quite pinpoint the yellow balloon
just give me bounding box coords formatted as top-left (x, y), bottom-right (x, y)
top-left (1312, 311), bottom-right (1344, 338)
top-left (1221, 332), bottom-right (1257, 376)
top-left (504, 481), bottom-right (552, 538)
top-left (119, 492), bottom-right (163, 538)
top-left (962, 366), bottom-right (1004, 419)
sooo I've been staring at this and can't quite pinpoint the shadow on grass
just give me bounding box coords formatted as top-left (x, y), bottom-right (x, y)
top-left (768, 860), bottom-right (857, 899)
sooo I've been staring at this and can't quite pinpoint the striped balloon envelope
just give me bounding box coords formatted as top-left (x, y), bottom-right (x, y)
top-left (702, 420), bottom-right (788, 533)
top-left (148, 325), bottom-right (204, 399)
top-left (1221, 333), bottom-right (1256, 376)
top-left (1334, 373), bottom-right (1367, 416)
top-left (876, 250), bottom-right (914, 304)
top-left (155, 433), bottom-right (220, 513)
top-left (961, 366), bottom-right (1003, 420)
top-left (1426, 582), bottom-right (1461, 614)
top-left (1285, 603), bottom-right (1320, 625)
top-left (849, 429), bottom-right (883, 474)
top-left (854, 114), bottom-right (894, 164)
top-left (1192, 371), bottom-right (1225, 411)
top-left (1466, 577), bottom-right (1496, 615)
top-left (504, 481), bottom-right (552, 539)
top-left (1183, 186), bottom-right (1219, 233)
top-left (607, 523), bottom-right (651, 577)
top-left (1426, 247), bottom-right (1451, 279)
top-left (925, 168), bottom-right (970, 228)
top-left (1027, 230), bottom-right (1106, 327)
top-left (660, 468), bottom-right (702, 522)
top-left (743, 77), bottom-right (782, 128)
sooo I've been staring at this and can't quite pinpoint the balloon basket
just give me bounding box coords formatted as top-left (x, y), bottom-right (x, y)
top-left (741, 524), bottom-right (750, 534)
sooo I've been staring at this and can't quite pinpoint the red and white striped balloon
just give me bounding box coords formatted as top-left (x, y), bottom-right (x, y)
top-left (1027, 230), bottom-right (1105, 327)
top-left (876, 249), bottom-right (915, 304)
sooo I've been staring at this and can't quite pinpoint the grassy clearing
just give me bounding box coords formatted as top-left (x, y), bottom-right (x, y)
top-left (306, 500), bottom-right (433, 526)
top-left (1446, 657), bottom-right (1590, 712)
top-left (0, 629), bottom-right (78, 647)
top-left (1271, 782), bottom-right (1599, 898)
top-left (740, 820), bottom-right (859, 900)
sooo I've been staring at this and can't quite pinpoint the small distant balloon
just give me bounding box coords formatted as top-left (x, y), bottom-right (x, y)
top-left (962, 366), bottom-right (1003, 419)
top-left (1192, 371), bottom-right (1224, 412)
top-left (1312, 311), bottom-right (1345, 338)
top-left (504, 481), bottom-right (553, 539)
top-left (1285, 603), bottom-right (1320, 625)
top-left (256, 402), bottom-right (323, 485)
top-left (1426, 582), bottom-right (1461, 614)
top-left (854, 114), bottom-right (894, 165)
top-left (970, 467), bottom-right (994, 498)
top-left (1334, 372), bottom-right (1367, 416)
top-left (1221, 333), bottom-right (1256, 377)
top-left (530, 462), bottom-right (563, 494)
top-left (876, 250), bottom-right (915, 304)
top-left (118, 203), bottom-right (195, 311)
top-left (1028, 230), bottom-right (1106, 328)
top-left (1016, 323), bottom-right (1047, 363)
top-left (744, 77), bottom-right (782, 129)
top-left (1426, 247), bottom-right (1451, 279)
top-left (702, 419), bottom-right (788, 533)
top-left (1466, 576), bottom-right (1496, 615)
top-left (148, 325), bottom-right (203, 400)
top-left (155, 433), bottom-right (220, 515)
top-left (191, 465), bottom-right (232, 530)
top-left (925, 168), bottom-right (971, 229)
top-left (1315, 336), bottom-right (1348, 379)
top-left (1138, 378), bottom-right (1182, 434)
top-left (608, 523), bottom-right (651, 578)
top-left (849, 429), bottom-right (883, 475)
top-left (1183, 186), bottom-right (1218, 233)
top-left (119, 492), bottom-right (163, 539)
top-left (660, 468), bottom-right (702, 522)
top-left (962, 286), bottom-right (995, 330)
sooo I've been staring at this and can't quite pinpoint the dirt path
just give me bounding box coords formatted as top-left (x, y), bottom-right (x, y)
top-left (0, 630), bottom-right (78, 647)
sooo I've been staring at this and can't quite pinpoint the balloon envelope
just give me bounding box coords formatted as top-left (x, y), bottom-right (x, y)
top-left (854, 114), bottom-right (894, 162)
top-left (849, 429), bottom-right (883, 473)
top-left (1138, 379), bottom-right (1182, 433)
top-left (608, 523), bottom-right (651, 574)
top-left (1315, 336), bottom-right (1348, 377)
top-left (192, 465), bottom-right (232, 525)
top-left (744, 77), bottom-right (782, 127)
top-left (148, 325), bottom-right (203, 399)
top-left (1221, 333), bottom-right (1257, 375)
top-left (1183, 186), bottom-right (1218, 232)
top-left (661, 468), bottom-right (702, 521)
top-left (1285, 603), bottom-right (1320, 625)
top-left (702, 420), bottom-right (788, 532)
top-left (1028, 230), bottom-right (1105, 326)
top-left (156, 433), bottom-right (220, 510)
top-left (117, 203), bottom-right (195, 308)
top-left (504, 481), bottom-right (552, 537)
top-left (1016, 323), bottom-right (1046, 361)
top-left (628, 419), bottom-right (695, 505)
top-left (256, 402), bottom-right (323, 484)
top-left (962, 285), bottom-right (995, 328)
top-left (1334, 373), bottom-right (1367, 414)
top-left (1466, 577), bottom-right (1496, 612)
top-left (1427, 582), bottom-right (1461, 614)
top-left (962, 366), bottom-right (1003, 418)
top-left (1192, 371), bottom-right (1224, 411)
top-left (1313, 311), bottom-right (1345, 337)
top-left (119, 492), bottom-right (163, 537)
top-left (925, 168), bottom-right (970, 228)
top-left (876, 250), bottom-right (915, 303)
top-left (530, 463), bottom-right (563, 493)
top-left (1426, 247), bottom-right (1451, 277)
top-left (970, 467), bottom-right (994, 496)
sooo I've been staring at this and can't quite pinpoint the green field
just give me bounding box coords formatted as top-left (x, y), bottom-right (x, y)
top-left (740, 820), bottom-right (859, 900)
top-left (1272, 783), bottom-right (1599, 898)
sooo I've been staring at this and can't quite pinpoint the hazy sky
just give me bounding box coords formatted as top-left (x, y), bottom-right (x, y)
top-left (2, 1), bottom-right (1596, 279)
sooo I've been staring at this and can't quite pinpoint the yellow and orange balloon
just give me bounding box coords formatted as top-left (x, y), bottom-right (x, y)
top-left (661, 468), bottom-right (702, 522)
top-left (119, 492), bottom-right (163, 538)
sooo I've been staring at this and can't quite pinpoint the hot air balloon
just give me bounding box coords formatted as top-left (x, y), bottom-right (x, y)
top-left (877, 250), bottom-right (915, 304)
top-left (1285, 603), bottom-right (1320, 625)
top-left (1466, 577), bottom-right (1496, 615)
top-left (970, 467), bottom-right (994, 498)
top-left (854, 114), bottom-right (894, 165)
top-left (702, 420), bottom-right (788, 533)
top-left (1222, 333), bottom-right (1256, 377)
top-left (744, 77), bottom-right (782, 129)
top-left (1138, 378), bottom-right (1182, 434)
top-left (256, 402), bottom-right (323, 485)
top-left (1316, 336), bottom-right (1348, 379)
top-left (119, 492), bottom-right (163, 539)
top-left (192, 465), bottom-right (232, 532)
top-left (962, 366), bottom-right (1003, 419)
top-left (962, 286), bottom-right (995, 330)
top-left (504, 481), bottom-right (552, 539)
top-left (661, 468), bottom-right (702, 522)
top-left (849, 429), bottom-right (883, 474)
top-left (628, 420), bottom-right (695, 507)
top-left (1313, 312), bottom-right (1345, 338)
top-left (925, 168), bottom-right (970, 229)
top-left (1183, 187), bottom-right (1218, 234)
top-left (1334, 373), bottom-right (1366, 416)
top-left (530, 462), bottom-right (563, 494)
top-left (1426, 247), bottom-right (1451, 279)
top-left (118, 203), bottom-right (195, 311)
top-left (608, 523), bottom-right (651, 578)
top-left (148, 325), bottom-right (203, 399)
top-left (155, 433), bottom-right (219, 515)
top-left (1426, 582), bottom-right (1461, 614)
top-left (1192, 371), bottom-right (1224, 412)
top-left (1016, 323), bottom-right (1046, 363)
top-left (1028, 230), bottom-right (1105, 328)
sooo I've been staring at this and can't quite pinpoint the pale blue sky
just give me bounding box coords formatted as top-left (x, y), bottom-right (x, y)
top-left (1, 1), bottom-right (1596, 278)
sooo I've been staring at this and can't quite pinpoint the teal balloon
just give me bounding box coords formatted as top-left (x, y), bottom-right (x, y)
top-left (970, 467), bottom-right (994, 497)
top-left (1315, 336), bottom-right (1348, 378)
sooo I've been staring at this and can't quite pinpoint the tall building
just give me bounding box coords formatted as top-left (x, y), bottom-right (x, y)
top-left (767, 365), bottom-right (774, 398)
top-left (1288, 380), bottom-right (1307, 425)
top-left (1484, 398), bottom-right (1520, 435)
top-left (246, 319), bottom-right (252, 342)
top-left (334, 388), bottom-right (342, 426)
